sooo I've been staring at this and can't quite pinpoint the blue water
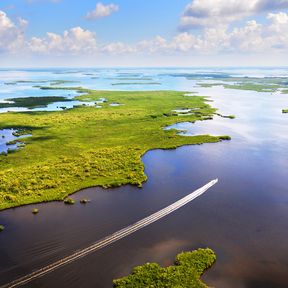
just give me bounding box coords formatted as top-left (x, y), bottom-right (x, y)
top-left (0, 67), bottom-right (288, 288)
top-left (0, 129), bottom-right (31, 154)
top-left (1, 67), bottom-right (288, 112)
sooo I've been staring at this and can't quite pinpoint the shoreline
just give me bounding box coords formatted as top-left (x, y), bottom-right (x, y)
top-left (0, 88), bottom-right (230, 211)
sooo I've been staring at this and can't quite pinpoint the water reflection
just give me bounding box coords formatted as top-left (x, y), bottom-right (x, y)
top-left (0, 68), bottom-right (288, 288)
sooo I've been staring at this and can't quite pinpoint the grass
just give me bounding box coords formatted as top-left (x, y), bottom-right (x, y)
top-left (64, 198), bottom-right (75, 205)
top-left (199, 82), bottom-right (280, 92)
top-left (197, 77), bottom-right (288, 93)
top-left (4, 80), bottom-right (49, 85)
top-left (50, 80), bottom-right (79, 86)
top-left (0, 97), bottom-right (72, 109)
top-left (216, 113), bottom-right (236, 119)
top-left (32, 208), bottom-right (39, 214)
top-left (223, 83), bottom-right (279, 92)
top-left (113, 248), bottom-right (216, 288)
top-left (0, 89), bottom-right (229, 210)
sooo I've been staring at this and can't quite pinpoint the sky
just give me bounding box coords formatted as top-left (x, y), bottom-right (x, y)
top-left (0, 0), bottom-right (288, 67)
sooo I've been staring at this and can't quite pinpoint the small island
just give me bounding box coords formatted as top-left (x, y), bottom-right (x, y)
top-left (113, 248), bottom-right (216, 288)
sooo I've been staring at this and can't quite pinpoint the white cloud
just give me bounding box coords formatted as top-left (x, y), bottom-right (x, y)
top-left (180, 0), bottom-right (288, 30)
top-left (26, 12), bottom-right (288, 56)
top-left (28, 27), bottom-right (98, 55)
top-left (0, 10), bottom-right (27, 53)
top-left (175, 12), bottom-right (288, 53)
top-left (137, 36), bottom-right (169, 53)
top-left (101, 42), bottom-right (135, 54)
top-left (86, 2), bottom-right (119, 19)
top-left (1, 7), bottom-right (288, 64)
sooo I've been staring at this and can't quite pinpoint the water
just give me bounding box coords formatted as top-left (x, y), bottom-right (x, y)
top-left (0, 129), bottom-right (31, 154)
top-left (0, 68), bottom-right (288, 288)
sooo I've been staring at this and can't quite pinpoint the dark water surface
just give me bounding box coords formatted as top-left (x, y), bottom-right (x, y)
top-left (0, 83), bottom-right (288, 287)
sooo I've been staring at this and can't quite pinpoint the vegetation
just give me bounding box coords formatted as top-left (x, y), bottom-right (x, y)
top-left (0, 225), bottom-right (4, 232)
top-left (216, 113), bottom-right (236, 119)
top-left (12, 128), bottom-right (32, 137)
top-left (32, 208), bottom-right (39, 214)
top-left (222, 83), bottom-right (279, 92)
top-left (4, 80), bottom-right (49, 85)
top-left (0, 97), bottom-right (72, 109)
top-left (199, 82), bottom-right (280, 92)
top-left (0, 89), bottom-right (230, 210)
top-left (50, 80), bottom-right (79, 86)
top-left (111, 82), bottom-right (161, 86)
top-left (219, 135), bottom-right (231, 140)
top-left (106, 78), bottom-right (153, 81)
top-left (282, 109), bottom-right (288, 113)
top-left (197, 77), bottom-right (288, 93)
top-left (64, 198), bottom-right (75, 205)
top-left (113, 248), bottom-right (216, 288)
top-left (80, 198), bottom-right (89, 204)
top-left (198, 83), bottom-right (223, 88)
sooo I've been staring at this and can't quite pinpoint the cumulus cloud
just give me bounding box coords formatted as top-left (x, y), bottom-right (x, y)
top-left (101, 42), bottom-right (135, 54)
top-left (180, 0), bottom-right (288, 30)
top-left (86, 2), bottom-right (119, 19)
top-left (25, 12), bottom-right (288, 56)
top-left (137, 36), bottom-right (169, 53)
top-left (176, 12), bottom-right (288, 53)
top-left (0, 10), bottom-right (27, 53)
top-left (28, 27), bottom-right (98, 55)
top-left (1, 7), bottom-right (287, 61)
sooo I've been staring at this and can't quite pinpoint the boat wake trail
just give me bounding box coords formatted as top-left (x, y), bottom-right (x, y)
top-left (1, 179), bottom-right (218, 288)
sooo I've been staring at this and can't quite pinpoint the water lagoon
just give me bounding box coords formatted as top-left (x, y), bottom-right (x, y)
top-left (0, 129), bottom-right (31, 154)
top-left (0, 68), bottom-right (288, 288)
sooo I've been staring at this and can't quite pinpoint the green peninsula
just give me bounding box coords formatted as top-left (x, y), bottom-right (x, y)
top-left (0, 89), bottom-right (229, 210)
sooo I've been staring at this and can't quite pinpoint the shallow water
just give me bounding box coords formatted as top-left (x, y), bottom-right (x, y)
top-left (0, 68), bottom-right (288, 288)
top-left (0, 129), bottom-right (31, 154)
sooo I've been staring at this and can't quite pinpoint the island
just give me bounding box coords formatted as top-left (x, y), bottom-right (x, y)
top-left (0, 88), bottom-right (230, 210)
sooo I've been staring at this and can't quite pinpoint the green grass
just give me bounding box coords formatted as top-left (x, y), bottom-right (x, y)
top-left (113, 248), bottom-right (216, 288)
top-left (0, 97), bottom-right (72, 109)
top-left (198, 83), bottom-right (223, 88)
top-left (223, 83), bottom-right (279, 92)
top-left (50, 80), bottom-right (79, 86)
top-left (198, 78), bottom-right (287, 93)
top-left (0, 89), bottom-right (229, 210)
top-left (4, 80), bottom-right (49, 85)
top-left (216, 113), bottom-right (236, 119)
top-left (64, 198), bottom-right (75, 205)
top-left (32, 208), bottom-right (39, 214)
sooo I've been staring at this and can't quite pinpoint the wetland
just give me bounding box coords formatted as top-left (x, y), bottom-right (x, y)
top-left (0, 67), bottom-right (288, 288)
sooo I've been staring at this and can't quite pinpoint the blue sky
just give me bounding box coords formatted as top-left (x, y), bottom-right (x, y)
top-left (0, 0), bottom-right (288, 67)
top-left (1, 1), bottom-right (188, 42)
